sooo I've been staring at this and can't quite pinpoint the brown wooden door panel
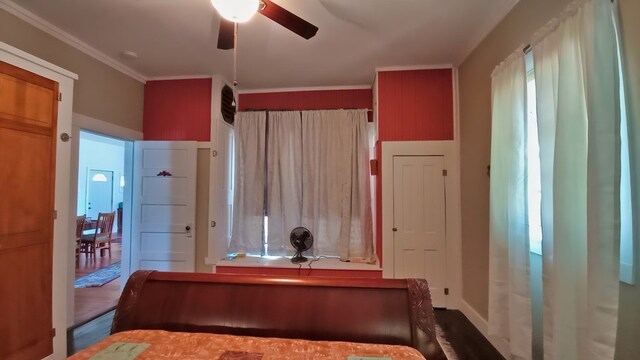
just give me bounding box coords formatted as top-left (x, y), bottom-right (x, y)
top-left (0, 60), bottom-right (58, 360)
top-left (0, 73), bottom-right (56, 127)
top-left (0, 129), bottom-right (53, 237)
top-left (0, 244), bottom-right (52, 358)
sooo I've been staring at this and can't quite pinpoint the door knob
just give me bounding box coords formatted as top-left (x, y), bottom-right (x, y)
top-left (392, 227), bottom-right (398, 232)
top-left (185, 225), bottom-right (191, 231)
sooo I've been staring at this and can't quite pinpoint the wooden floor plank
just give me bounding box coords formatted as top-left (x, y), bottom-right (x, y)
top-left (73, 240), bottom-right (122, 326)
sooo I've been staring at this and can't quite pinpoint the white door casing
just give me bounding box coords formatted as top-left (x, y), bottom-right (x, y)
top-left (131, 141), bottom-right (197, 272)
top-left (210, 123), bottom-right (234, 262)
top-left (207, 75), bottom-right (235, 267)
top-left (392, 155), bottom-right (447, 307)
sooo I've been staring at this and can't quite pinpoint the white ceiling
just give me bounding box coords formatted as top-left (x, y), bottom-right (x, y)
top-left (8, 0), bottom-right (519, 89)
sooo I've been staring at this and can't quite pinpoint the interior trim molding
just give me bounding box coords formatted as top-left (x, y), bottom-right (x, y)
top-left (1, 0), bottom-right (147, 83)
top-left (238, 84), bottom-right (372, 94)
top-left (1, 40), bottom-right (77, 360)
top-left (456, 0), bottom-right (521, 65)
top-left (375, 64), bottom-right (454, 72)
top-left (147, 75), bottom-right (214, 81)
top-left (459, 299), bottom-right (510, 359)
top-left (72, 113), bottom-right (143, 141)
top-left (0, 41), bottom-right (78, 80)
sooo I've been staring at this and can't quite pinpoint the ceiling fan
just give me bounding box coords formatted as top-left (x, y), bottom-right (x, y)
top-left (212, 0), bottom-right (319, 50)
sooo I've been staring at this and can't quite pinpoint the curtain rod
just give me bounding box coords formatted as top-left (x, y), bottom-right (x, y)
top-left (523, 0), bottom-right (614, 53)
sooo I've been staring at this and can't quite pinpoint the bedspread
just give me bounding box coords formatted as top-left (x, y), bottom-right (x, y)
top-left (69, 329), bottom-right (427, 360)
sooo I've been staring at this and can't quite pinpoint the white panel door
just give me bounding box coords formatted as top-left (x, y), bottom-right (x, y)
top-left (87, 169), bottom-right (113, 218)
top-left (131, 141), bottom-right (197, 272)
top-left (393, 155), bottom-right (447, 307)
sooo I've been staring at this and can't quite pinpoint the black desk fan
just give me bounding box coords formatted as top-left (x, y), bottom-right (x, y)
top-left (290, 227), bottom-right (313, 264)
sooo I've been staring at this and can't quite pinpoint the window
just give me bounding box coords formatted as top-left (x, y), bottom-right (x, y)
top-left (229, 110), bottom-right (374, 260)
top-left (525, 51), bottom-right (543, 255)
top-left (616, 24), bottom-right (634, 284)
top-left (524, 45), bottom-right (634, 280)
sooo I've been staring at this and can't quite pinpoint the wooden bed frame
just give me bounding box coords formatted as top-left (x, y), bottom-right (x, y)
top-left (112, 271), bottom-right (446, 359)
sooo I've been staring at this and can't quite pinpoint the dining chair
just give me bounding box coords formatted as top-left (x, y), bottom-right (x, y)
top-left (80, 211), bottom-right (115, 260)
top-left (75, 215), bottom-right (86, 267)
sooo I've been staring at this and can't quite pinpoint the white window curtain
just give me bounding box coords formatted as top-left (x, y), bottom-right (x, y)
top-left (488, 50), bottom-right (532, 360)
top-left (532, 0), bottom-right (621, 359)
top-left (300, 110), bottom-right (373, 260)
top-left (266, 111), bottom-right (302, 256)
top-left (229, 111), bottom-right (266, 254)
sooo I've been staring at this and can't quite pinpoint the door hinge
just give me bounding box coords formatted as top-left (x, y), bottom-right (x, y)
top-left (53, 210), bottom-right (57, 220)
top-left (212, 150), bottom-right (218, 157)
top-left (211, 221), bottom-right (217, 228)
top-left (58, 92), bottom-right (62, 102)
top-left (50, 328), bottom-right (56, 338)
top-left (442, 169), bottom-right (448, 176)
top-left (444, 288), bottom-right (449, 295)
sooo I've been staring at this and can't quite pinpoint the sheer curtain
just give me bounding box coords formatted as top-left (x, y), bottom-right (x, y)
top-left (533, 0), bottom-right (620, 358)
top-left (266, 111), bottom-right (302, 256)
top-left (300, 110), bottom-right (373, 260)
top-left (229, 111), bottom-right (266, 254)
top-left (488, 50), bottom-right (532, 360)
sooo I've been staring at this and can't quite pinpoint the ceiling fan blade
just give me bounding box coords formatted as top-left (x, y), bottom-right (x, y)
top-left (259, 0), bottom-right (318, 40)
top-left (217, 19), bottom-right (235, 50)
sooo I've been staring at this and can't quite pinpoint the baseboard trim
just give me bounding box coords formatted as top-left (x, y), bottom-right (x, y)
top-left (458, 299), bottom-right (510, 359)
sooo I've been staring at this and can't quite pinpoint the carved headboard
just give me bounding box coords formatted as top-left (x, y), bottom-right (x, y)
top-left (112, 271), bottom-right (445, 359)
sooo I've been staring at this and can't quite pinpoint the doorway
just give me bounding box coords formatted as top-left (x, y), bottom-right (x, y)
top-left (392, 155), bottom-right (447, 307)
top-left (74, 131), bottom-right (128, 326)
top-left (87, 169), bottom-right (114, 219)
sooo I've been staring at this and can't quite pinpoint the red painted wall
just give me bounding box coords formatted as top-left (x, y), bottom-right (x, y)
top-left (143, 79), bottom-right (212, 141)
top-left (238, 88), bottom-right (372, 111)
top-left (217, 266), bottom-right (382, 278)
top-left (377, 69), bottom-right (453, 141)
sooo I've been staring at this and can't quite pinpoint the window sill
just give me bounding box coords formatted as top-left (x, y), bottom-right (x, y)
top-left (209, 256), bottom-right (382, 272)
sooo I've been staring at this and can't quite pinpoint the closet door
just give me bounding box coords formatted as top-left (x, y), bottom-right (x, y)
top-left (0, 61), bottom-right (58, 359)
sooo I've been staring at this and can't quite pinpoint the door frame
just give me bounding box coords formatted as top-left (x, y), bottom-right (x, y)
top-left (1, 41), bottom-right (77, 359)
top-left (381, 140), bottom-right (462, 309)
top-left (68, 113), bottom-right (142, 327)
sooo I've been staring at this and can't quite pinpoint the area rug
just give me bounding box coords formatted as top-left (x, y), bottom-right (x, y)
top-left (436, 323), bottom-right (459, 360)
top-left (74, 261), bottom-right (121, 288)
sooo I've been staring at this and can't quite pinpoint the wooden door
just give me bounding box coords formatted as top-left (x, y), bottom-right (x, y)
top-left (0, 61), bottom-right (58, 359)
top-left (392, 155), bottom-right (447, 307)
top-left (130, 141), bottom-right (197, 273)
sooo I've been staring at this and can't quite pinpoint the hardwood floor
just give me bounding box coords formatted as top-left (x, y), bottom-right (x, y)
top-left (68, 308), bottom-right (504, 359)
top-left (435, 309), bottom-right (505, 360)
top-left (73, 239), bottom-right (123, 326)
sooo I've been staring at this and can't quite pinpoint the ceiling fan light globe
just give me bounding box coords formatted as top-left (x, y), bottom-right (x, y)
top-left (211, 0), bottom-right (260, 23)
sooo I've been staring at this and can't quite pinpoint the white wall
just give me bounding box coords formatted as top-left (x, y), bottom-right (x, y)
top-left (77, 131), bottom-right (125, 217)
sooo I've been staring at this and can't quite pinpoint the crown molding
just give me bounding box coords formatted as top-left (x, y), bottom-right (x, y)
top-left (1, 0), bottom-right (147, 83)
top-left (456, 0), bottom-right (521, 66)
top-left (238, 84), bottom-right (371, 94)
